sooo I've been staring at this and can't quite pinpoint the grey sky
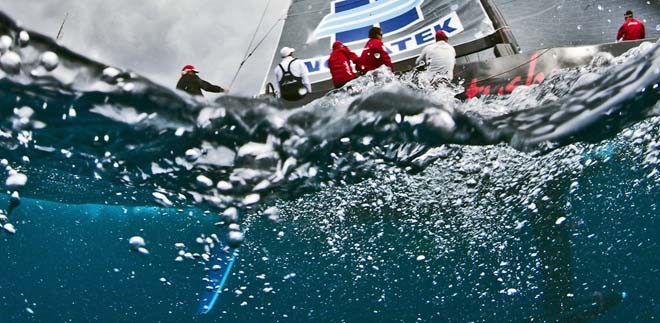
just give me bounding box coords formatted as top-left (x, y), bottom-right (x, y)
top-left (0, 0), bottom-right (290, 96)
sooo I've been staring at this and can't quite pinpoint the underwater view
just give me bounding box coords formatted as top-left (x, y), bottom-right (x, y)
top-left (1, 2), bottom-right (659, 323)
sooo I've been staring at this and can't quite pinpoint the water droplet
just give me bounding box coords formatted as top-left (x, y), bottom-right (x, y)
top-left (196, 175), bottom-right (213, 188)
top-left (243, 193), bottom-right (260, 205)
top-left (227, 230), bottom-right (244, 248)
top-left (0, 51), bottom-right (21, 73)
top-left (3, 223), bottom-right (16, 234)
top-left (39, 51), bottom-right (59, 71)
top-left (6, 173), bottom-right (27, 188)
top-left (129, 236), bottom-right (145, 248)
top-left (0, 35), bottom-right (12, 52)
top-left (18, 31), bottom-right (29, 45)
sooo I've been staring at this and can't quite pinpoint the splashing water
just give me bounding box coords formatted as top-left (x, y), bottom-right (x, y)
top-left (0, 11), bottom-right (658, 322)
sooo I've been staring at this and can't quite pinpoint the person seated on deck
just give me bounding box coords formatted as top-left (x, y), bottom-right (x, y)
top-left (357, 26), bottom-right (394, 75)
top-left (176, 65), bottom-right (227, 97)
top-left (415, 31), bottom-right (456, 87)
top-left (274, 47), bottom-right (312, 101)
top-left (328, 41), bottom-right (360, 89)
top-left (617, 10), bottom-right (646, 41)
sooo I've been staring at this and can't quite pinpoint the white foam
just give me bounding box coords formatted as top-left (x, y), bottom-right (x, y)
top-left (237, 142), bottom-right (275, 159)
top-left (197, 107), bottom-right (226, 128)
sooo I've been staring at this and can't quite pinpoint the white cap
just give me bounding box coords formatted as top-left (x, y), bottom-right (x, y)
top-left (280, 47), bottom-right (295, 58)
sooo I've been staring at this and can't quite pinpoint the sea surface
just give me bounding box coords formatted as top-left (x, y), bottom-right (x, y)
top-left (0, 11), bottom-right (659, 323)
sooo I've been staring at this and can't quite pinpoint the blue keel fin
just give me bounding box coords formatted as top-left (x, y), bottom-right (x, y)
top-left (196, 245), bottom-right (238, 315)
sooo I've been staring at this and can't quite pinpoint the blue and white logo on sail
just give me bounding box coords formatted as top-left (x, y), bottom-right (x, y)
top-left (314, 0), bottom-right (425, 43)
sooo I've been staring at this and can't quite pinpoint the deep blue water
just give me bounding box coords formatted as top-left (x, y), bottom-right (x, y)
top-left (0, 11), bottom-right (659, 323)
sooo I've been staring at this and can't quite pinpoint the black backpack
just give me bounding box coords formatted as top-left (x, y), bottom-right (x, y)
top-left (278, 59), bottom-right (307, 101)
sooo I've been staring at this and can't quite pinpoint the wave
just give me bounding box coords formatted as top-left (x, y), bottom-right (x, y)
top-left (1, 10), bottom-right (659, 321)
top-left (0, 9), bottom-right (658, 209)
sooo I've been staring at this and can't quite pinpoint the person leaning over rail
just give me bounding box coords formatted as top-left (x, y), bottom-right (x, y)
top-left (617, 10), bottom-right (645, 41)
top-left (415, 30), bottom-right (456, 87)
top-left (328, 41), bottom-right (360, 89)
top-left (274, 47), bottom-right (312, 101)
top-left (357, 26), bottom-right (394, 74)
top-left (176, 65), bottom-right (228, 96)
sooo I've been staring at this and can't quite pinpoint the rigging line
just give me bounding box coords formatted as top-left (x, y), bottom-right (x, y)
top-left (56, 12), bottom-right (69, 41)
top-left (228, 0), bottom-right (272, 89)
top-left (243, 0), bottom-right (272, 60)
top-left (228, 13), bottom-right (287, 91)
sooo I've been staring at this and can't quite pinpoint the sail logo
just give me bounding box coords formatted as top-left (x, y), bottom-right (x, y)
top-left (303, 11), bottom-right (464, 76)
top-left (314, 0), bottom-right (425, 44)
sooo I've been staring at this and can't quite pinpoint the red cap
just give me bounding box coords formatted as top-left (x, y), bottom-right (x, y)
top-left (435, 31), bottom-right (448, 41)
top-left (332, 41), bottom-right (344, 49)
top-left (181, 65), bottom-right (198, 73)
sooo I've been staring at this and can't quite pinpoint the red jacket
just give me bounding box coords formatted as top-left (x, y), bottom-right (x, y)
top-left (358, 38), bottom-right (394, 74)
top-left (617, 18), bottom-right (645, 41)
top-left (328, 41), bottom-right (360, 86)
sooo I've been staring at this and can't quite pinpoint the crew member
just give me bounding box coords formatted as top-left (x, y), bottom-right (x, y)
top-left (358, 26), bottom-right (394, 74)
top-left (617, 10), bottom-right (645, 41)
top-left (328, 41), bottom-right (360, 88)
top-left (274, 47), bottom-right (312, 100)
top-left (176, 65), bottom-right (227, 96)
top-left (415, 31), bottom-right (456, 85)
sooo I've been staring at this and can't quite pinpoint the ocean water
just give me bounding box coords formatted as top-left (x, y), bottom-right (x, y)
top-left (1, 12), bottom-right (659, 323)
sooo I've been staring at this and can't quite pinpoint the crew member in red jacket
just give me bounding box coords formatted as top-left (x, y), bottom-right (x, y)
top-left (358, 26), bottom-right (394, 74)
top-left (617, 10), bottom-right (646, 41)
top-left (328, 41), bottom-right (360, 88)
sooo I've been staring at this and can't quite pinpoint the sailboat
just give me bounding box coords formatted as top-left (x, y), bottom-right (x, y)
top-left (263, 0), bottom-right (652, 106)
top-left (251, 1), bottom-right (642, 320)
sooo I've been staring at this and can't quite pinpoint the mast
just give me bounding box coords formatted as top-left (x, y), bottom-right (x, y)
top-left (479, 0), bottom-right (520, 56)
